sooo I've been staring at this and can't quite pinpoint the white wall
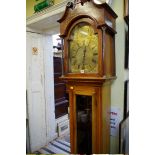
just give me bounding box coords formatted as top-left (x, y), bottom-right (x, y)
top-left (42, 34), bottom-right (56, 142)
top-left (110, 0), bottom-right (128, 153)
top-left (26, 32), bottom-right (47, 152)
top-left (26, 31), bottom-right (56, 152)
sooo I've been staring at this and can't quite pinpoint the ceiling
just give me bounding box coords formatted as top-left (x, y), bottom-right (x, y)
top-left (27, 12), bottom-right (63, 31)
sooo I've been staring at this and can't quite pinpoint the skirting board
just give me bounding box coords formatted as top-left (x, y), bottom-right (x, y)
top-left (58, 119), bottom-right (70, 137)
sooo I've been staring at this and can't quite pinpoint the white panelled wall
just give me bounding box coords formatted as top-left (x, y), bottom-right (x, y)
top-left (26, 31), bottom-right (57, 152)
top-left (43, 34), bottom-right (56, 142)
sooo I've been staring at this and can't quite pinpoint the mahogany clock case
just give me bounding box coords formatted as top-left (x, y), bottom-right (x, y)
top-left (58, 0), bottom-right (118, 153)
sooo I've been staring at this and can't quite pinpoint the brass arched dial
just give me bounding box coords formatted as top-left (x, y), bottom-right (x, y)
top-left (69, 23), bottom-right (98, 73)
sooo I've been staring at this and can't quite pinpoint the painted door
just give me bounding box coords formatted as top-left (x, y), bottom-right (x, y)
top-left (43, 34), bottom-right (56, 142)
top-left (26, 32), bottom-right (47, 152)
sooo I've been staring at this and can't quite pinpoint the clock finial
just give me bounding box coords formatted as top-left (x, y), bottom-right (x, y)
top-left (74, 0), bottom-right (90, 6)
top-left (66, 0), bottom-right (90, 9)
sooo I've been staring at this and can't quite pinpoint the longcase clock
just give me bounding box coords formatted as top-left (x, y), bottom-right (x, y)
top-left (58, 0), bottom-right (117, 153)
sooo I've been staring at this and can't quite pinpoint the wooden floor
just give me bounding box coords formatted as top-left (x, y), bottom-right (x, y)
top-left (34, 136), bottom-right (70, 154)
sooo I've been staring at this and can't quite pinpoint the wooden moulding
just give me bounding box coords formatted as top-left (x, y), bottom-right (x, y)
top-left (58, 1), bottom-right (117, 37)
top-left (59, 76), bottom-right (117, 84)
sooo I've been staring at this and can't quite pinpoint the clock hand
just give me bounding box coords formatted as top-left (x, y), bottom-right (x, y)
top-left (82, 46), bottom-right (86, 70)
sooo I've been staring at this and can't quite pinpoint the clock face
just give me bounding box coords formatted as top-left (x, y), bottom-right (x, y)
top-left (69, 23), bottom-right (98, 73)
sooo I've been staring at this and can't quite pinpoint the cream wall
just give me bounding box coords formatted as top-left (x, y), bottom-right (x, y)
top-left (26, 0), bottom-right (35, 17)
top-left (110, 0), bottom-right (126, 153)
top-left (26, 0), bottom-right (64, 17)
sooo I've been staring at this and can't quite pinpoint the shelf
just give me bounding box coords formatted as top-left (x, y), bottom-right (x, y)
top-left (26, 0), bottom-right (70, 30)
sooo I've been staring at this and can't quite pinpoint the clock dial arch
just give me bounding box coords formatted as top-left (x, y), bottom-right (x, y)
top-left (66, 19), bottom-right (100, 74)
top-left (62, 17), bottom-right (104, 77)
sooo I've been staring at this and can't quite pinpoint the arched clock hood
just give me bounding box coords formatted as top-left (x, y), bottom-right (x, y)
top-left (58, 0), bottom-right (117, 38)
